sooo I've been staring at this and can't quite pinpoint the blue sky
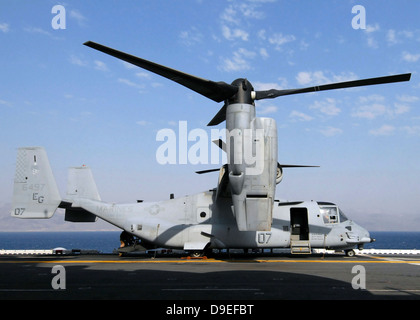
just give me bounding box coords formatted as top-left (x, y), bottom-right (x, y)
top-left (0, 0), bottom-right (419, 231)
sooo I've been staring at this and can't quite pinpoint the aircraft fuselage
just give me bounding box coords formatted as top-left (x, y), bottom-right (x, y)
top-left (77, 189), bottom-right (372, 253)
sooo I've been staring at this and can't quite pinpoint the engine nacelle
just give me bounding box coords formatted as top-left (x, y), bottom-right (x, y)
top-left (225, 109), bottom-right (279, 231)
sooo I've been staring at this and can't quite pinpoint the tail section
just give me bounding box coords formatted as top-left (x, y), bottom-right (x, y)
top-left (11, 147), bottom-right (61, 219)
top-left (11, 147), bottom-right (101, 223)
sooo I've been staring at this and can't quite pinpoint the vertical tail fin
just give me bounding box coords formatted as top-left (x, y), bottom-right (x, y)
top-left (62, 166), bottom-right (100, 223)
top-left (11, 147), bottom-right (61, 219)
top-left (65, 166), bottom-right (101, 201)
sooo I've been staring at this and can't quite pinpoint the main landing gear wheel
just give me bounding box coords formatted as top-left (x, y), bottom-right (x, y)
top-left (345, 249), bottom-right (356, 257)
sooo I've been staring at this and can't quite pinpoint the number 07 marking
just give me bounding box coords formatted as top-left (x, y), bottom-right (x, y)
top-left (257, 232), bottom-right (271, 244)
top-left (14, 208), bottom-right (26, 216)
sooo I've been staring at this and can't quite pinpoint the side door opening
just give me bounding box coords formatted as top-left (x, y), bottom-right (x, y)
top-left (290, 207), bottom-right (310, 254)
top-left (290, 207), bottom-right (309, 240)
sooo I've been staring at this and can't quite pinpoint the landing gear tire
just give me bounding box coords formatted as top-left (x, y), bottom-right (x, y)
top-left (345, 249), bottom-right (355, 257)
top-left (190, 251), bottom-right (204, 258)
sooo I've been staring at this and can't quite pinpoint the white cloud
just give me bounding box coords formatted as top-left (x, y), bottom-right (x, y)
top-left (70, 9), bottom-right (87, 27)
top-left (290, 110), bottom-right (313, 122)
top-left (386, 29), bottom-right (415, 45)
top-left (268, 33), bottom-right (296, 49)
top-left (387, 29), bottom-right (397, 45)
top-left (352, 103), bottom-right (388, 119)
top-left (332, 72), bottom-right (358, 83)
top-left (369, 125), bottom-right (395, 136)
top-left (402, 51), bottom-right (420, 62)
top-left (397, 95), bottom-right (419, 103)
top-left (259, 48), bottom-right (269, 59)
top-left (257, 29), bottom-right (266, 40)
top-left (296, 71), bottom-right (329, 86)
top-left (122, 62), bottom-right (137, 69)
top-left (221, 25), bottom-right (249, 41)
top-left (393, 103), bottom-right (410, 115)
top-left (0, 99), bottom-right (12, 107)
top-left (259, 105), bottom-right (277, 114)
top-left (300, 40), bottom-right (309, 50)
top-left (365, 23), bottom-right (380, 33)
top-left (253, 79), bottom-right (288, 91)
top-left (364, 23), bottom-right (380, 48)
top-left (220, 5), bottom-right (238, 25)
top-left (320, 126), bottom-right (343, 137)
top-left (296, 72), bottom-right (311, 85)
top-left (358, 94), bottom-right (385, 103)
top-left (136, 120), bottom-right (149, 126)
top-left (402, 126), bottom-right (420, 136)
top-left (94, 60), bottom-right (108, 72)
top-left (69, 55), bottom-right (88, 67)
top-left (239, 3), bottom-right (264, 19)
top-left (24, 26), bottom-right (52, 37)
top-left (179, 27), bottom-right (203, 46)
top-left (367, 37), bottom-right (378, 49)
top-left (309, 98), bottom-right (341, 116)
top-left (117, 78), bottom-right (144, 90)
top-left (0, 23), bottom-right (9, 33)
top-left (136, 72), bottom-right (151, 79)
top-left (352, 94), bottom-right (412, 119)
top-left (296, 71), bottom-right (358, 86)
top-left (219, 48), bottom-right (256, 72)
top-left (220, 2), bottom-right (269, 25)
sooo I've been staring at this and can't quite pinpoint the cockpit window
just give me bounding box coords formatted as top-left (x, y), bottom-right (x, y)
top-left (320, 205), bottom-right (349, 224)
top-left (320, 206), bottom-right (339, 224)
top-left (339, 208), bottom-right (348, 222)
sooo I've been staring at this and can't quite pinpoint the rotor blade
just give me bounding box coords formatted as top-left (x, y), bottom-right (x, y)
top-left (255, 73), bottom-right (411, 100)
top-left (212, 139), bottom-right (227, 152)
top-left (196, 163), bottom-right (319, 174)
top-left (84, 41), bottom-right (238, 103)
top-left (195, 168), bottom-right (221, 174)
top-left (208, 103), bottom-right (227, 126)
top-left (279, 164), bottom-right (319, 168)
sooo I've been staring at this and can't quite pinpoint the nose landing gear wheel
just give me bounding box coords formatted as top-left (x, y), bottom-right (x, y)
top-left (345, 249), bottom-right (355, 257)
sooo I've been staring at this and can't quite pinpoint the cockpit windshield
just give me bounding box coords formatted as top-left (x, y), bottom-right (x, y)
top-left (339, 208), bottom-right (348, 222)
top-left (319, 204), bottom-right (348, 224)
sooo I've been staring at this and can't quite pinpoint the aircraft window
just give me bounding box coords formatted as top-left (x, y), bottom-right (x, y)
top-left (320, 206), bottom-right (339, 224)
top-left (339, 208), bottom-right (348, 222)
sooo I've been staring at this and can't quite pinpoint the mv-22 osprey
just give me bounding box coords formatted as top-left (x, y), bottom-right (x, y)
top-left (11, 42), bottom-right (411, 257)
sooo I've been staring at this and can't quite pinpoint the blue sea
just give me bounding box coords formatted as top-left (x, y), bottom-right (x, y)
top-left (0, 231), bottom-right (121, 253)
top-left (0, 231), bottom-right (419, 253)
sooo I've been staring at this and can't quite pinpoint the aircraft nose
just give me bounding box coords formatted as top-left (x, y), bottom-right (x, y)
top-left (347, 226), bottom-right (374, 244)
top-left (359, 228), bottom-right (375, 243)
top-left (359, 236), bottom-right (375, 243)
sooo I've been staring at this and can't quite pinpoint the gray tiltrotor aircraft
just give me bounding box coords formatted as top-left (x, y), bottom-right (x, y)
top-left (11, 42), bottom-right (411, 256)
